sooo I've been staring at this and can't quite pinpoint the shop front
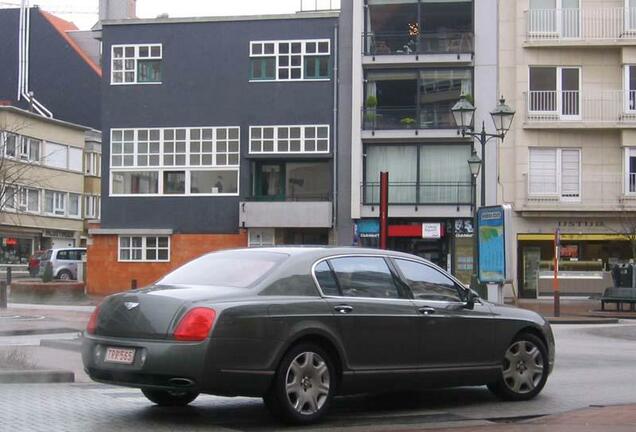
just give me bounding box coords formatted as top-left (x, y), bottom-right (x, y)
top-left (354, 217), bottom-right (475, 285)
top-left (517, 219), bottom-right (632, 298)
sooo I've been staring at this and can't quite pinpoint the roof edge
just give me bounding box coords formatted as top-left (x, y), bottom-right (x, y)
top-left (102, 11), bottom-right (340, 26)
top-left (0, 106), bottom-right (93, 131)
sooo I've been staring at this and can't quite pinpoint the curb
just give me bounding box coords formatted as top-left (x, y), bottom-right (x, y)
top-left (40, 337), bottom-right (82, 352)
top-left (0, 328), bottom-right (81, 337)
top-left (0, 369), bottom-right (74, 384)
top-left (547, 317), bottom-right (620, 324)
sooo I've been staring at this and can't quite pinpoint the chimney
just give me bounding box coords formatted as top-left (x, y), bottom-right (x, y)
top-left (99, 0), bottom-right (137, 22)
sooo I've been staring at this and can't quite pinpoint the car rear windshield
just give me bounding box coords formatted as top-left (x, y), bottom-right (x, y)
top-left (156, 250), bottom-right (288, 288)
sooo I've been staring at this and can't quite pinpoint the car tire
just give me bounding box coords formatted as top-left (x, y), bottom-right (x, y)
top-left (141, 389), bottom-right (199, 406)
top-left (488, 332), bottom-right (549, 401)
top-left (57, 270), bottom-right (73, 281)
top-left (263, 343), bottom-right (335, 424)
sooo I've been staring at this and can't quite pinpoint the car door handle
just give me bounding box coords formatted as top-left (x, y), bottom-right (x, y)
top-left (418, 306), bottom-right (436, 315)
top-left (334, 305), bottom-right (353, 314)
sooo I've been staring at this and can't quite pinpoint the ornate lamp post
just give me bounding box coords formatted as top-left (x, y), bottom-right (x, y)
top-left (468, 151), bottom-right (482, 292)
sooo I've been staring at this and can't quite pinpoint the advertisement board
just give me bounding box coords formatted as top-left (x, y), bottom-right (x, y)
top-left (478, 205), bottom-right (513, 284)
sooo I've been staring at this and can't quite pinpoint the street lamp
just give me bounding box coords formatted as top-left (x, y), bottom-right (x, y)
top-left (451, 95), bottom-right (516, 206)
top-left (468, 151), bottom-right (482, 293)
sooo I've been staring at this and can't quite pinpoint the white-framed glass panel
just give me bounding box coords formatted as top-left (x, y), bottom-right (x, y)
top-left (529, 148), bottom-right (580, 200)
top-left (365, 144), bottom-right (418, 203)
top-left (3, 186), bottom-right (16, 209)
top-left (68, 193), bottom-right (81, 218)
top-left (625, 148), bottom-right (636, 194)
top-left (17, 136), bottom-right (41, 162)
top-left (249, 125), bottom-right (329, 154)
top-left (528, 0), bottom-right (579, 38)
top-left (626, 0), bottom-right (636, 32)
top-left (625, 65), bottom-right (636, 112)
top-left (68, 147), bottom-right (83, 172)
top-left (44, 142), bottom-right (68, 169)
top-left (23, 188), bottom-right (39, 213)
top-left (190, 170), bottom-right (239, 195)
top-left (84, 152), bottom-right (101, 176)
top-left (3, 133), bottom-right (17, 158)
top-left (249, 39), bottom-right (331, 82)
top-left (248, 228), bottom-right (275, 247)
top-left (111, 44), bottom-right (162, 85)
top-left (111, 171), bottom-right (159, 195)
top-left (136, 129), bottom-right (161, 167)
top-left (118, 235), bottom-right (170, 262)
top-left (111, 129), bottom-right (135, 167)
top-left (44, 190), bottom-right (66, 216)
top-left (528, 66), bottom-right (580, 119)
top-left (84, 195), bottom-right (100, 219)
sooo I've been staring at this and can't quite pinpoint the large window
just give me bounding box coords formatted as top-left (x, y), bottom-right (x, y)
top-left (529, 148), bottom-right (581, 200)
top-left (625, 148), bottom-right (636, 194)
top-left (118, 235), bottom-right (170, 262)
top-left (364, 68), bottom-right (472, 130)
top-left (4, 186), bottom-right (39, 213)
top-left (249, 39), bottom-right (330, 81)
top-left (527, 0), bottom-right (580, 39)
top-left (528, 66), bottom-right (580, 118)
top-left (252, 161), bottom-right (330, 201)
top-left (2, 133), bottom-right (41, 163)
top-left (110, 127), bottom-right (239, 196)
top-left (111, 44), bottom-right (162, 84)
top-left (43, 142), bottom-right (82, 172)
top-left (364, 143), bottom-right (472, 205)
top-left (249, 125), bottom-right (329, 154)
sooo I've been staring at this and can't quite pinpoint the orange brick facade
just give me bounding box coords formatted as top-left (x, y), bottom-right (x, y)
top-left (86, 231), bottom-right (248, 295)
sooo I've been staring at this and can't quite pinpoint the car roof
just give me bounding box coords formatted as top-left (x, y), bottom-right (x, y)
top-left (235, 246), bottom-right (424, 261)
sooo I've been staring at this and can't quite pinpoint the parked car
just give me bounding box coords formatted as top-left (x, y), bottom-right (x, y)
top-left (38, 248), bottom-right (86, 280)
top-left (28, 250), bottom-right (47, 277)
top-left (82, 247), bottom-right (555, 424)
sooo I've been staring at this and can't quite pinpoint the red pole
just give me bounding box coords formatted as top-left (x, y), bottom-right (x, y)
top-left (379, 172), bottom-right (389, 250)
top-left (553, 229), bottom-right (560, 317)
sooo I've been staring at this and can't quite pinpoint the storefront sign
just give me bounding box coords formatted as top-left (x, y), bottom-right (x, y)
top-left (356, 219), bottom-right (380, 239)
top-left (454, 219), bottom-right (474, 237)
top-left (557, 220), bottom-right (604, 228)
top-left (44, 229), bottom-right (75, 239)
top-left (422, 223), bottom-right (442, 239)
top-left (389, 225), bottom-right (422, 238)
top-left (478, 205), bottom-right (513, 284)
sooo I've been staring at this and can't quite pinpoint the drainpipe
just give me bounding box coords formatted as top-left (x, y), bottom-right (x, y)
top-left (332, 24), bottom-right (339, 235)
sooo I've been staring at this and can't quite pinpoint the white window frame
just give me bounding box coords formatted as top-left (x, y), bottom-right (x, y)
top-left (85, 195), bottom-right (100, 219)
top-left (249, 125), bottom-right (330, 154)
top-left (528, 66), bottom-right (581, 120)
top-left (111, 43), bottom-right (163, 85)
top-left (249, 39), bottom-right (331, 82)
top-left (528, 0), bottom-right (581, 39)
top-left (248, 228), bottom-right (276, 247)
top-left (118, 235), bottom-right (171, 262)
top-left (85, 152), bottom-right (101, 177)
top-left (625, 147), bottom-right (636, 195)
top-left (68, 193), bottom-right (82, 218)
top-left (109, 127), bottom-right (240, 197)
top-left (528, 148), bottom-right (581, 201)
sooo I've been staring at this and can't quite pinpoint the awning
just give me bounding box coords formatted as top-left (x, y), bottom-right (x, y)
top-left (518, 233), bottom-right (629, 241)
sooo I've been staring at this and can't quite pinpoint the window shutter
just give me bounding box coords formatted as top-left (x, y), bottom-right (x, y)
top-left (560, 149), bottom-right (580, 198)
top-left (529, 148), bottom-right (557, 194)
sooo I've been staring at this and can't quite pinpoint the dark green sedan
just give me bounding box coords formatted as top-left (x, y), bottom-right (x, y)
top-left (82, 247), bottom-right (555, 424)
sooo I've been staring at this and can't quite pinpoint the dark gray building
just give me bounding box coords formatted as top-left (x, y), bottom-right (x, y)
top-left (88, 11), bottom-right (339, 294)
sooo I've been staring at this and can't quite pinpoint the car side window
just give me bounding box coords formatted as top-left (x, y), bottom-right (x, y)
top-left (329, 256), bottom-right (400, 299)
top-left (314, 261), bottom-right (340, 296)
top-left (57, 250), bottom-right (69, 260)
top-left (394, 259), bottom-right (462, 302)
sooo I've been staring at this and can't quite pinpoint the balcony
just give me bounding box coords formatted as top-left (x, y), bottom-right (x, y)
top-left (361, 182), bottom-right (472, 206)
top-left (362, 32), bottom-right (473, 64)
top-left (361, 106), bottom-right (459, 139)
top-left (239, 198), bottom-right (332, 229)
top-left (525, 8), bottom-right (636, 45)
top-left (523, 90), bottom-right (636, 128)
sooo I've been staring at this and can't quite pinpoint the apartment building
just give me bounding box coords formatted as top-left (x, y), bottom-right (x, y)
top-left (88, 12), bottom-right (338, 295)
top-left (499, 0), bottom-right (636, 297)
top-left (0, 106), bottom-right (101, 266)
top-left (337, 0), bottom-right (498, 283)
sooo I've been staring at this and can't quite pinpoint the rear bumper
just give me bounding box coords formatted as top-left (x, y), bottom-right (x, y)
top-left (82, 333), bottom-right (273, 396)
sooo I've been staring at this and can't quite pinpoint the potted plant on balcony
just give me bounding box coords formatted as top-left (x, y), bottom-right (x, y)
top-left (400, 116), bottom-right (416, 128)
top-left (364, 95), bottom-right (379, 129)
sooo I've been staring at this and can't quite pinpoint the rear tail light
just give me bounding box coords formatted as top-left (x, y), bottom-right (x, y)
top-left (174, 307), bottom-right (216, 341)
top-left (86, 305), bottom-right (100, 334)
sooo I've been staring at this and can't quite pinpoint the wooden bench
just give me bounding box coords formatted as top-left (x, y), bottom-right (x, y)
top-left (601, 287), bottom-right (636, 311)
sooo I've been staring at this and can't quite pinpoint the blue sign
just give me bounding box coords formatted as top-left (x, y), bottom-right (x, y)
top-left (356, 219), bottom-right (380, 238)
top-left (478, 206), bottom-right (506, 283)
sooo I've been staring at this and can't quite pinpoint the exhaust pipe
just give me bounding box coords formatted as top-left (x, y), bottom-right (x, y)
top-left (168, 377), bottom-right (195, 388)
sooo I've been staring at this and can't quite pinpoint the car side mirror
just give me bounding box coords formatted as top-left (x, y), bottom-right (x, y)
top-left (463, 291), bottom-right (480, 310)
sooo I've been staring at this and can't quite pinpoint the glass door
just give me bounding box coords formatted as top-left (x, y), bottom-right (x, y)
top-left (560, 67), bottom-right (580, 119)
top-left (560, 0), bottom-right (580, 39)
top-left (522, 247), bottom-right (541, 298)
top-left (627, 0), bottom-right (636, 33)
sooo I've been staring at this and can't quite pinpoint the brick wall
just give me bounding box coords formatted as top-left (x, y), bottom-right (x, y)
top-left (86, 232), bottom-right (248, 295)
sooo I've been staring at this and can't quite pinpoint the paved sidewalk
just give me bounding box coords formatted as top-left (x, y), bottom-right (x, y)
top-left (428, 404), bottom-right (636, 431)
top-left (514, 298), bottom-right (636, 321)
top-left (1, 304), bottom-right (92, 335)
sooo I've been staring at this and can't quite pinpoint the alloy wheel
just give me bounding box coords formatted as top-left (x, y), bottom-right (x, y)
top-left (285, 351), bottom-right (331, 415)
top-left (502, 340), bottom-right (545, 394)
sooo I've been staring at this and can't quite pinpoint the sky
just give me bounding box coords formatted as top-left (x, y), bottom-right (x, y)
top-left (0, 0), bottom-right (339, 29)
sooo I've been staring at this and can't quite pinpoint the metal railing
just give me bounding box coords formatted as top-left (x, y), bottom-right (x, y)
top-left (526, 8), bottom-right (636, 41)
top-left (362, 106), bottom-right (455, 130)
top-left (524, 90), bottom-right (636, 123)
top-left (362, 182), bottom-right (472, 206)
top-left (362, 31), bottom-right (474, 56)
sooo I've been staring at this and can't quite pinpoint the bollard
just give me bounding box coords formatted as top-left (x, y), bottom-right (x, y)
top-left (131, 279), bottom-right (137, 290)
top-left (0, 281), bottom-right (7, 309)
top-left (6, 266), bottom-right (12, 285)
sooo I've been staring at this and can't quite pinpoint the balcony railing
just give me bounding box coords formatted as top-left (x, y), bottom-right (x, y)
top-left (524, 90), bottom-right (636, 123)
top-left (362, 31), bottom-right (474, 56)
top-left (526, 8), bottom-right (636, 41)
top-left (362, 182), bottom-right (472, 206)
top-left (362, 107), bottom-right (455, 130)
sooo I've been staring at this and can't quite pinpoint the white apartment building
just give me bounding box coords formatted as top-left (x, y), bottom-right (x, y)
top-left (499, 0), bottom-right (636, 298)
